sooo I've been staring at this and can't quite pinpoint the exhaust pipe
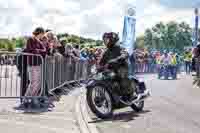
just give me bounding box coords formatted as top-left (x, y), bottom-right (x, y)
top-left (133, 89), bottom-right (150, 103)
top-left (137, 90), bottom-right (150, 103)
top-left (120, 89), bottom-right (151, 106)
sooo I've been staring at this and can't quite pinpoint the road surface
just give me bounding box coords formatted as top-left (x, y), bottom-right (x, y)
top-left (0, 73), bottom-right (199, 133)
top-left (0, 89), bottom-right (82, 133)
top-left (88, 74), bottom-right (200, 133)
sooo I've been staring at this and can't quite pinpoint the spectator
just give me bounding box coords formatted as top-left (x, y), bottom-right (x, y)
top-left (41, 35), bottom-right (51, 56)
top-left (88, 48), bottom-right (96, 65)
top-left (65, 44), bottom-right (79, 61)
top-left (192, 44), bottom-right (200, 73)
top-left (143, 50), bottom-right (148, 72)
top-left (80, 49), bottom-right (89, 61)
top-left (65, 44), bottom-right (80, 80)
top-left (45, 31), bottom-right (62, 55)
top-left (72, 44), bottom-right (80, 59)
top-left (184, 49), bottom-right (192, 74)
top-left (170, 52), bottom-right (177, 78)
top-left (95, 48), bottom-right (103, 65)
top-left (45, 31), bottom-right (63, 94)
top-left (58, 39), bottom-right (66, 55)
top-left (148, 54), bottom-right (154, 73)
top-left (24, 27), bottom-right (46, 107)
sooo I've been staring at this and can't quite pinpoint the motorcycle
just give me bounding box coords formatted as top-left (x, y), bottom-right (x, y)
top-left (86, 65), bottom-right (150, 119)
top-left (158, 64), bottom-right (177, 80)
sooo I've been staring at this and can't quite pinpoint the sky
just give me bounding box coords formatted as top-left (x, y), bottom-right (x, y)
top-left (0, 0), bottom-right (199, 39)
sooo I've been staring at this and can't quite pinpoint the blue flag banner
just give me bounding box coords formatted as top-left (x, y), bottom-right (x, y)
top-left (195, 15), bottom-right (199, 46)
top-left (121, 15), bottom-right (136, 75)
top-left (121, 15), bottom-right (136, 55)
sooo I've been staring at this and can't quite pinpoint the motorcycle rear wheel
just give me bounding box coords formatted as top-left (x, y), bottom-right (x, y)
top-left (87, 85), bottom-right (113, 119)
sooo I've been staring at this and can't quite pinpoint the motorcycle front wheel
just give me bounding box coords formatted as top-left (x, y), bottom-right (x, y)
top-left (86, 85), bottom-right (113, 119)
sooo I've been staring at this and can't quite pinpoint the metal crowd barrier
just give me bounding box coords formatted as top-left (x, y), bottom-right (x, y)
top-left (134, 63), bottom-right (159, 73)
top-left (0, 52), bottom-right (44, 99)
top-left (134, 63), bottom-right (185, 74)
top-left (45, 54), bottom-right (90, 93)
top-left (0, 52), bottom-right (91, 99)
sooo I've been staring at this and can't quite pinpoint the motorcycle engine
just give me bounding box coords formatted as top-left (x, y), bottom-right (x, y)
top-left (112, 81), bottom-right (121, 94)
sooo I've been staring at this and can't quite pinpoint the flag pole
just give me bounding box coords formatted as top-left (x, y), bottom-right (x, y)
top-left (195, 8), bottom-right (199, 46)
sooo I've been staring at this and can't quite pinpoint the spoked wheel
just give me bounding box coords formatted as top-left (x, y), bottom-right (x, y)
top-left (131, 101), bottom-right (144, 112)
top-left (87, 85), bottom-right (113, 119)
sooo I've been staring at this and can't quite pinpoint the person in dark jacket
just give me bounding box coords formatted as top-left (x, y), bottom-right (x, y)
top-left (193, 44), bottom-right (200, 75)
top-left (99, 33), bottom-right (128, 70)
top-left (24, 27), bottom-right (46, 97)
top-left (58, 40), bottom-right (66, 55)
top-left (99, 32), bottom-right (135, 97)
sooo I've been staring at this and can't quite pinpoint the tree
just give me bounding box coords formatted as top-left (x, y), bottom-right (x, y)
top-left (15, 37), bottom-right (26, 48)
top-left (0, 43), bottom-right (6, 49)
top-left (177, 22), bottom-right (192, 51)
top-left (136, 36), bottom-right (145, 49)
top-left (144, 29), bottom-right (153, 48)
top-left (7, 41), bottom-right (15, 51)
top-left (139, 21), bottom-right (193, 52)
top-left (80, 37), bottom-right (86, 44)
top-left (96, 40), bottom-right (103, 46)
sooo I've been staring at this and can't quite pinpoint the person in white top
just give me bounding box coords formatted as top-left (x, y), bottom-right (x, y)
top-left (160, 51), bottom-right (172, 65)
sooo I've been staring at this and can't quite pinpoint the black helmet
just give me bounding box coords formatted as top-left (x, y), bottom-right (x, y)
top-left (102, 32), bottom-right (119, 48)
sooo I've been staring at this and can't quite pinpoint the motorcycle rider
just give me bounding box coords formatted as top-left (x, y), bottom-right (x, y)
top-left (159, 51), bottom-right (171, 75)
top-left (98, 32), bottom-right (135, 99)
top-left (161, 51), bottom-right (171, 65)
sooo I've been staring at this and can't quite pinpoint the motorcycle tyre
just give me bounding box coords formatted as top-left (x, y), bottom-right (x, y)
top-left (86, 85), bottom-right (113, 119)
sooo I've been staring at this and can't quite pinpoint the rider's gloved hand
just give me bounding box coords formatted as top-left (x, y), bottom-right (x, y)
top-left (108, 59), bottom-right (117, 64)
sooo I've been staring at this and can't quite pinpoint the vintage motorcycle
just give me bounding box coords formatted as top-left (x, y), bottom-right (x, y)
top-left (86, 65), bottom-right (150, 119)
top-left (158, 64), bottom-right (177, 80)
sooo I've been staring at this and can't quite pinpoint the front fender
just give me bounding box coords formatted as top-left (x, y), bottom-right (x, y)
top-left (86, 80), bottom-right (112, 93)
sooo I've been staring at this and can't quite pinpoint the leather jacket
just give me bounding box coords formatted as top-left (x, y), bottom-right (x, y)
top-left (99, 45), bottom-right (129, 72)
